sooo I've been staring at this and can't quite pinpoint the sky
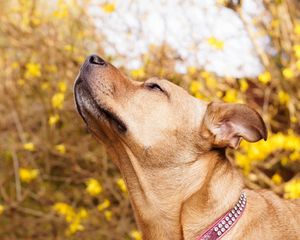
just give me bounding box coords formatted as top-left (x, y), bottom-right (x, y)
top-left (89, 0), bottom-right (269, 78)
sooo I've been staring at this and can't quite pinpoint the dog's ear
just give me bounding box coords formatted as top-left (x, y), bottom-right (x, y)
top-left (203, 102), bottom-right (267, 149)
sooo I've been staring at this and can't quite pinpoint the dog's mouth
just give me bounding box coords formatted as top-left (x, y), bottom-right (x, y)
top-left (74, 79), bottom-right (127, 133)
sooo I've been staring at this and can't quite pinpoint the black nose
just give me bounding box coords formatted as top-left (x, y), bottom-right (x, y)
top-left (89, 55), bottom-right (106, 65)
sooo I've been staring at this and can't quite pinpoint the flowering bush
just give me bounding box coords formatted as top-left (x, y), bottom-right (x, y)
top-left (0, 0), bottom-right (299, 239)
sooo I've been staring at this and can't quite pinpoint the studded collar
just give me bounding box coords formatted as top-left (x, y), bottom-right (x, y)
top-left (195, 192), bottom-right (247, 240)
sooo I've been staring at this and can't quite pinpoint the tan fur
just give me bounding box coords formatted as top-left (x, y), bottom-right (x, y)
top-left (74, 55), bottom-right (300, 240)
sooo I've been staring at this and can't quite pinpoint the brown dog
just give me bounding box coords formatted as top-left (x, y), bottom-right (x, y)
top-left (74, 55), bottom-right (300, 240)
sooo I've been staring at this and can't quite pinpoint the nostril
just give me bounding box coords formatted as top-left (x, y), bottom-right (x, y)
top-left (89, 55), bottom-right (106, 65)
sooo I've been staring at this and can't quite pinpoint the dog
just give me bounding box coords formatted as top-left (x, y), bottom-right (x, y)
top-left (74, 55), bottom-right (300, 240)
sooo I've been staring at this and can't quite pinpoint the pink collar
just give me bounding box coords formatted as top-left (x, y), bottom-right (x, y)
top-left (195, 192), bottom-right (247, 240)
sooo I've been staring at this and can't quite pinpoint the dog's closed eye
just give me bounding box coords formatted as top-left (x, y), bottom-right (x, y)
top-left (145, 83), bottom-right (165, 93)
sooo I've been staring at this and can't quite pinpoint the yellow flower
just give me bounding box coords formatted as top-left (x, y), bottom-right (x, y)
top-left (86, 178), bottom-right (102, 196)
top-left (102, 3), bottom-right (116, 13)
top-left (258, 71), bottom-right (271, 84)
top-left (63, 44), bottom-right (73, 52)
top-left (116, 178), bottom-right (127, 193)
top-left (130, 230), bottom-right (142, 240)
top-left (187, 66), bottom-right (197, 74)
top-left (294, 23), bottom-right (300, 36)
top-left (131, 67), bottom-right (145, 79)
top-left (41, 82), bottom-right (50, 91)
top-left (189, 81), bottom-right (202, 94)
top-left (271, 19), bottom-right (280, 29)
top-left (240, 79), bottom-right (248, 92)
top-left (205, 77), bottom-right (218, 89)
top-left (289, 151), bottom-right (300, 161)
top-left (207, 37), bottom-right (224, 50)
top-left (281, 156), bottom-right (289, 166)
top-left (51, 93), bottom-right (65, 109)
top-left (97, 199), bottom-right (111, 212)
top-left (53, 204), bottom-right (88, 222)
top-left (223, 89), bottom-right (238, 103)
top-left (293, 45), bottom-right (300, 59)
top-left (77, 208), bottom-right (88, 219)
top-left (282, 67), bottom-right (294, 80)
top-left (31, 16), bottom-right (41, 26)
top-left (284, 179), bottom-right (300, 199)
top-left (0, 205), bottom-right (4, 215)
top-left (104, 210), bottom-right (112, 221)
top-left (271, 173), bottom-right (282, 185)
top-left (278, 90), bottom-right (290, 105)
top-left (75, 56), bottom-right (85, 64)
top-left (236, 131), bottom-right (300, 174)
top-left (195, 92), bottom-right (209, 101)
top-left (49, 114), bottom-right (60, 126)
top-left (200, 71), bottom-right (212, 79)
top-left (296, 60), bottom-right (300, 71)
top-left (217, 0), bottom-right (228, 5)
top-left (66, 220), bottom-right (84, 236)
top-left (53, 2), bottom-right (69, 19)
top-left (53, 203), bottom-right (88, 235)
top-left (291, 116), bottom-right (297, 123)
top-left (17, 79), bottom-right (25, 86)
top-left (19, 168), bottom-right (39, 183)
top-left (53, 202), bottom-right (74, 217)
top-left (235, 152), bottom-right (251, 174)
top-left (23, 142), bottom-right (35, 151)
top-left (55, 144), bottom-right (66, 154)
top-left (45, 64), bottom-right (58, 73)
top-left (58, 81), bottom-right (67, 93)
top-left (12, 62), bottom-right (19, 69)
top-left (25, 63), bottom-right (41, 78)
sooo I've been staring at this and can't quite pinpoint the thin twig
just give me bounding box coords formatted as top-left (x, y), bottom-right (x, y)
top-left (252, 167), bottom-right (283, 195)
top-left (11, 147), bottom-right (22, 202)
top-left (237, 8), bottom-right (270, 68)
top-left (262, 86), bottom-right (272, 131)
top-left (11, 110), bottom-right (26, 144)
top-left (14, 206), bottom-right (52, 219)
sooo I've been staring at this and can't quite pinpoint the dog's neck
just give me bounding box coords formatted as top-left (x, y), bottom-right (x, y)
top-left (180, 151), bottom-right (244, 239)
top-left (109, 144), bottom-right (244, 240)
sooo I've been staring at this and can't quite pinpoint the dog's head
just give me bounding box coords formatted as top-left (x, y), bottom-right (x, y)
top-left (74, 55), bottom-right (267, 168)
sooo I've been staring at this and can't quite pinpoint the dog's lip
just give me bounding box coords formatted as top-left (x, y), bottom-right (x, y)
top-left (74, 79), bottom-right (127, 133)
top-left (74, 79), bottom-right (88, 124)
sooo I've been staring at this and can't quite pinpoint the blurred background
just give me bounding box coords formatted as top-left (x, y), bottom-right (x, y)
top-left (0, 0), bottom-right (299, 239)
